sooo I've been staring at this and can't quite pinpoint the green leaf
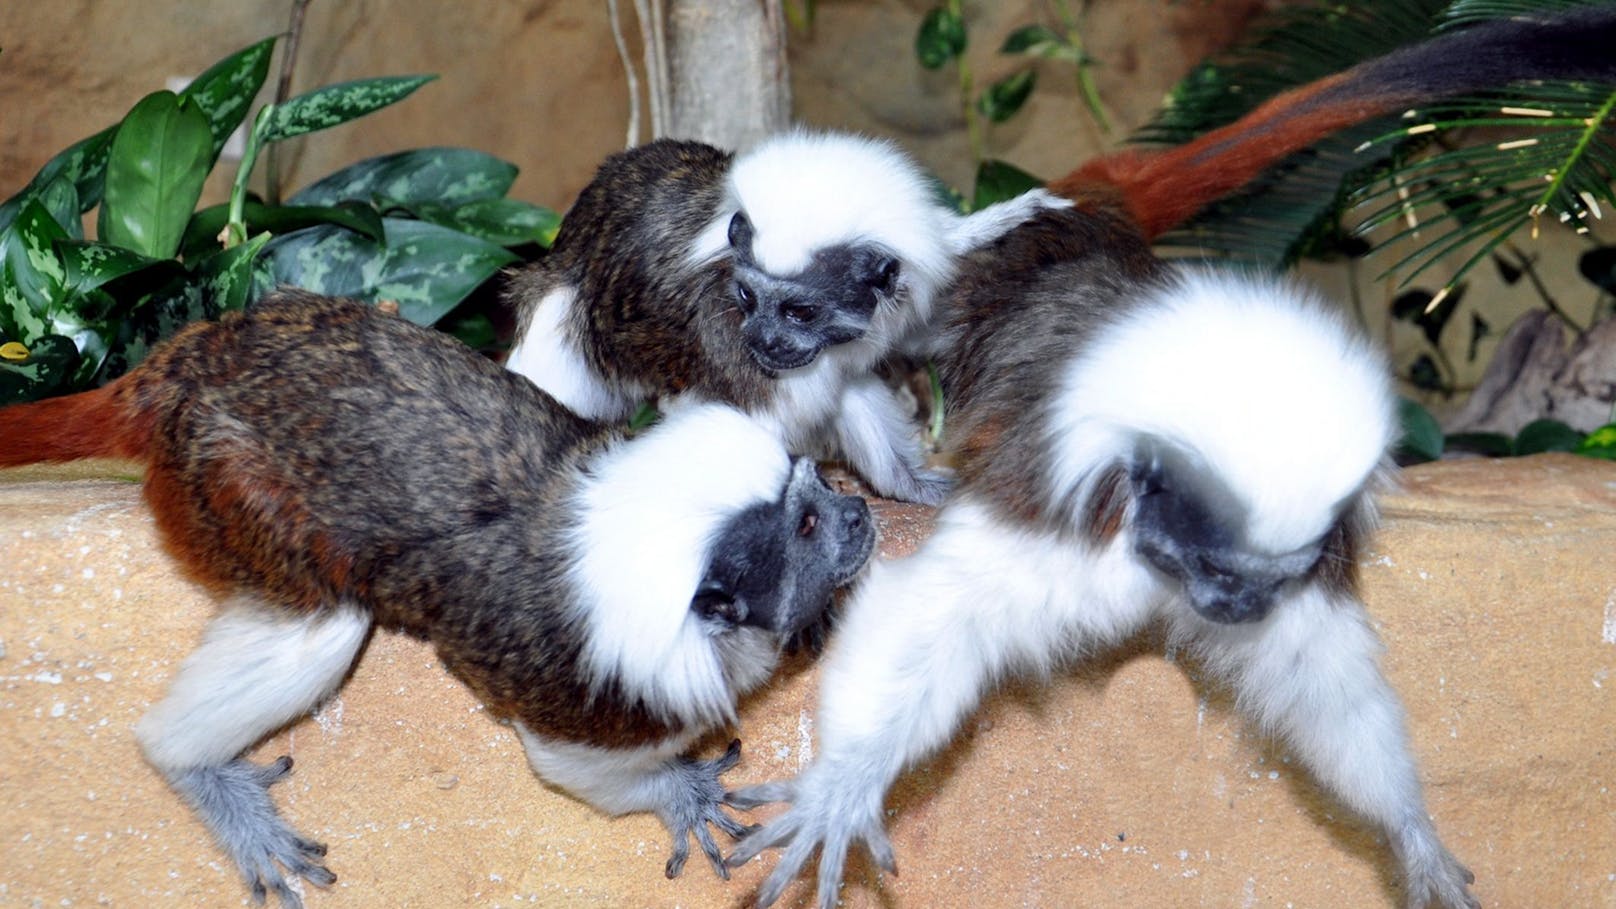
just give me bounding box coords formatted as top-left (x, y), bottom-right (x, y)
top-left (195, 231), bottom-right (272, 313)
top-left (181, 200), bottom-right (385, 258)
top-left (288, 147), bottom-right (519, 208)
top-left (404, 198), bottom-right (562, 247)
top-left (916, 7), bottom-right (967, 69)
top-left (1444, 431), bottom-right (1513, 458)
top-left (1001, 24), bottom-right (1061, 55)
top-left (1395, 397), bottom-right (1444, 463)
top-left (0, 129), bottom-right (115, 231)
top-left (36, 177), bottom-right (84, 241)
top-left (99, 91), bottom-right (215, 259)
top-left (4, 200), bottom-right (71, 326)
top-left (178, 37), bottom-right (276, 160)
top-left (971, 159), bottom-right (1043, 212)
top-left (0, 334), bottom-right (81, 405)
top-left (261, 75), bottom-right (437, 143)
top-left (57, 240), bottom-right (168, 294)
top-left (256, 217), bottom-right (518, 326)
top-left (1575, 423), bottom-right (1616, 460)
top-left (99, 279), bottom-right (217, 381)
top-left (1513, 418), bottom-right (1584, 456)
top-left (1578, 246), bottom-right (1616, 294)
top-left (977, 69), bottom-right (1036, 123)
top-left (437, 311), bottom-right (500, 352)
top-left (627, 402), bottom-right (661, 432)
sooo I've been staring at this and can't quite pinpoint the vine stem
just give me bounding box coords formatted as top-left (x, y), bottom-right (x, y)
top-left (264, 0), bottom-right (312, 205)
top-left (1053, 0), bottom-right (1111, 133)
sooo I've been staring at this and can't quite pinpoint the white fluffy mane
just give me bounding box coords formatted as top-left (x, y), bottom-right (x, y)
top-left (1048, 269), bottom-right (1396, 552)
top-left (566, 403), bottom-right (792, 727)
top-left (688, 130), bottom-right (958, 342)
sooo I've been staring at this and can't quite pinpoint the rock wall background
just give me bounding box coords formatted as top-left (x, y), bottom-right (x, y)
top-left (3, 0), bottom-right (1611, 406)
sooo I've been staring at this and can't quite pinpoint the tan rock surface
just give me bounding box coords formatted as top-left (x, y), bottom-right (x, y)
top-left (2, 455), bottom-right (1614, 908)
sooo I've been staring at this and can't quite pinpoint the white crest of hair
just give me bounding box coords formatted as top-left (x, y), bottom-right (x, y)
top-left (1047, 268), bottom-right (1396, 552)
top-left (688, 131), bottom-right (957, 336)
top-left (566, 402), bottom-right (792, 727)
top-left (504, 284), bottom-right (639, 421)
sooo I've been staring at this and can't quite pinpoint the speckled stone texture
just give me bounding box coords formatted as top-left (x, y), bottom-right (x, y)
top-left (2, 455), bottom-right (1613, 908)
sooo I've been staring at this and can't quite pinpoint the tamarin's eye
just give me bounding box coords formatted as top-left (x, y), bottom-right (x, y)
top-left (798, 511), bottom-right (819, 537)
top-left (735, 282), bottom-right (757, 312)
top-left (782, 302), bottom-right (817, 325)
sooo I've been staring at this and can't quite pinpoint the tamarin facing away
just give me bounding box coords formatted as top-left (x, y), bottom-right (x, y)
top-left (0, 291), bottom-right (876, 908)
top-left (728, 8), bottom-right (1616, 909)
top-left (503, 131), bottom-right (1068, 506)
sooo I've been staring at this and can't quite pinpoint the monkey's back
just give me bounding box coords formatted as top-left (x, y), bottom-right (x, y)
top-left (126, 292), bottom-right (601, 614)
top-left (936, 205), bottom-right (1165, 530)
top-left (510, 139), bottom-right (773, 410)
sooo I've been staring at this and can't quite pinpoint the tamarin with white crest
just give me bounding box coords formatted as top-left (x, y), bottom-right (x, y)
top-left (0, 290), bottom-right (876, 907)
top-left (727, 8), bottom-right (1616, 908)
top-left (504, 131), bottom-right (1069, 506)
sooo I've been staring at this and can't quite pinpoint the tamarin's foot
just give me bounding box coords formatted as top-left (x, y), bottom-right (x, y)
top-left (167, 756), bottom-right (335, 908)
top-left (657, 739), bottom-right (757, 880)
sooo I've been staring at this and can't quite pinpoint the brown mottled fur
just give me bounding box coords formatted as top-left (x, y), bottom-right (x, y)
top-left (0, 292), bottom-right (688, 748)
top-left (508, 140), bottom-right (772, 410)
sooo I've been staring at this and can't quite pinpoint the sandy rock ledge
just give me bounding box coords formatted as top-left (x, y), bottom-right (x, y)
top-left (2, 456), bottom-right (1613, 908)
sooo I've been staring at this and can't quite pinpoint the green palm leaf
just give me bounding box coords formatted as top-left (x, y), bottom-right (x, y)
top-left (1139, 0), bottom-right (1616, 291)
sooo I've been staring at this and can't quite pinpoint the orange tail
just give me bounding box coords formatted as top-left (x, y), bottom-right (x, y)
top-left (1050, 7), bottom-right (1616, 239)
top-left (0, 380), bottom-right (149, 468)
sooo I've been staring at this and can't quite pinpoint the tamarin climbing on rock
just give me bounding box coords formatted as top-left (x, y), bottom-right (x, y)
top-left (0, 290), bottom-right (876, 908)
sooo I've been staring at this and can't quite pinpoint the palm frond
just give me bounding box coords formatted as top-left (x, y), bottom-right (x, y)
top-left (1139, 0), bottom-right (1616, 288)
top-left (1349, 83), bottom-right (1616, 288)
top-left (1142, 0), bottom-right (1450, 266)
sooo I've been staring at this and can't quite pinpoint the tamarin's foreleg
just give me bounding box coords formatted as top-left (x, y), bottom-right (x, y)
top-left (135, 601), bottom-right (371, 909)
top-left (515, 726), bottom-right (756, 880)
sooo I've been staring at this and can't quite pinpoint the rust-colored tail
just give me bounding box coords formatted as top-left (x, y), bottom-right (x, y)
top-left (0, 379), bottom-right (149, 468)
top-left (1049, 8), bottom-right (1616, 240)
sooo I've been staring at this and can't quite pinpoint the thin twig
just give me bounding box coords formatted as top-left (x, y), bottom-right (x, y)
top-left (633, 0), bottom-right (668, 138)
top-left (608, 0), bottom-right (642, 147)
top-left (264, 0), bottom-right (313, 205)
top-left (1503, 243), bottom-right (1587, 338)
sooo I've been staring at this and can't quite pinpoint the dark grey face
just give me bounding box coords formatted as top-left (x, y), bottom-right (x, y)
top-left (1127, 440), bottom-right (1324, 625)
top-left (691, 457), bottom-right (877, 638)
top-left (726, 211), bottom-right (900, 374)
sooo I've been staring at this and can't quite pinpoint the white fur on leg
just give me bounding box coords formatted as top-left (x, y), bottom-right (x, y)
top-left (1176, 584), bottom-right (1477, 909)
top-left (504, 284), bottom-right (637, 421)
top-left (830, 374), bottom-right (949, 505)
top-left (516, 724), bottom-right (754, 880)
top-left (730, 497), bottom-right (1166, 907)
top-left (515, 724), bottom-right (694, 816)
top-left (136, 601), bottom-right (371, 772)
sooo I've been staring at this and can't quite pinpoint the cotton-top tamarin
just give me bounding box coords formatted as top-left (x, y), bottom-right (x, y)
top-left (504, 131), bottom-right (1067, 505)
top-left (724, 8), bottom-right (1616, 907)
top-left (0, 290), bottom-right (876, 907)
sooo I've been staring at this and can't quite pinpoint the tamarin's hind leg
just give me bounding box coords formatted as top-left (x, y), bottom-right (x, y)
top-left (136, 600), bottom-right (372, 909)
top-left (1181, 586), bottom-right (1478, 909)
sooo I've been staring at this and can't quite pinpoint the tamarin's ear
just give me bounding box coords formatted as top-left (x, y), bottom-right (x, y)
top-left (727, 211), bottom-right (754, 254)
top-left (864, 254), bottom-right (900, 295)
top-left (692, 579), bottom-right (747, 627)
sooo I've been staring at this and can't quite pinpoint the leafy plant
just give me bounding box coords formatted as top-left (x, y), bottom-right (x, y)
top-left (1397, 397), bottom-right (1616, 463)
top-left (0, 37), bottom-right (559, 405)
top-left (915, 0), bottom-right (1111, 209)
